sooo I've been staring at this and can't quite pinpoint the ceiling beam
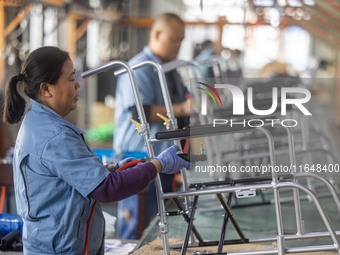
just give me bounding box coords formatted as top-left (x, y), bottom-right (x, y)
top-left (291, 19), bottom-right (340, 46)
top-left (326, 0), bottom-right (340, 10)
top-left (0, 1), bottom-right (31, 83)
top-left (4, 4), bottom-right (32, 37)
top-left (122, 16), bottom-right (266, 28)
top-left (311, 11), bottom-right (340, 31)
top-left (40, 0), bottom-right (65, 7)
top-left (314, 1), bottom-right (340, 23)
top-left (71, 7), bottom-right (121, 22)
top-left (75, 19), bottom-right (88, 42)
top-left (0, 0), bottom-right (23, 7)
top-left (307, 18), bottom-right (340, 40)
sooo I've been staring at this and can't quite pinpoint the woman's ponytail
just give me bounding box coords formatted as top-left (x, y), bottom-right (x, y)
top-left (3, 74), bottom-right (27, 124)
top-left (3, 46), bottom-right (70, 124)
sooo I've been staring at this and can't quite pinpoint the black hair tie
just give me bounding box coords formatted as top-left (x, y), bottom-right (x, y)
top-left (17, 73), bottom-right (25, 82)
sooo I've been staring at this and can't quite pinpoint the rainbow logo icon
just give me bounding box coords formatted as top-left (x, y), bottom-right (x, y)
top-left (196, 81), bottom-right (223, 106)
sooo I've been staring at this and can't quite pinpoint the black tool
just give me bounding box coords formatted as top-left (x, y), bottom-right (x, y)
top-left (177, 153), bottom-right (207, 162)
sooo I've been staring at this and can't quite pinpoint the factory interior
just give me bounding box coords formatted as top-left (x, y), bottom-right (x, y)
top-left (0, 0), bottom-right (340, 254)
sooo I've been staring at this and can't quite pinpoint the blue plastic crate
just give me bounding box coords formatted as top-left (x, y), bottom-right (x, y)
top-left (92, 148), bottom-right (148, 162)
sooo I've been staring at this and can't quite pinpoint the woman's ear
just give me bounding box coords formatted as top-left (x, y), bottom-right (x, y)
top-left (39, 83), bottom-right (53, 98)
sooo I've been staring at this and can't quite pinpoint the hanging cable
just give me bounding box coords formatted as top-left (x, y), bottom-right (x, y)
top-left (116, 159), bottom-right (145, 171)
top-left (84, 200), bottom-right (97, 255)
top-left (84, 159), bottom-right (145, 254)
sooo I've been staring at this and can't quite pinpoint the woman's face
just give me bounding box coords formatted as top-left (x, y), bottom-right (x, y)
top-left (48, 59), bottom-right (80, 117)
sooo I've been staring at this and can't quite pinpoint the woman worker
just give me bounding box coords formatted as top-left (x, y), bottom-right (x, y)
top-left (2, 46), bottom-right (190, 254)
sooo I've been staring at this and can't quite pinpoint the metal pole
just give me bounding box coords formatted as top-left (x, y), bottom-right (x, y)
top-left (282, 126), bottom-right (304, 235)
top-left (115, 60), bottom-right (206, 253)
top-left (82, 61), bottom-right (170, 254)
top-left (257, 126), bottom-right (285, 255)
top-left (114, 60), bottom-right (181, 254)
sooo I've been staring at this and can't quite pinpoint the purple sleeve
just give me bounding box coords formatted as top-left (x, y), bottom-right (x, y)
top-left (90, 162), bottom-right (157, 203)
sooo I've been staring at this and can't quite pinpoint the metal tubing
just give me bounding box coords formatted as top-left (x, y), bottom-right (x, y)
top-left (277, 182), bottom-right (340, 252)
top-left (120, 61), bottom-right (173, 254)
top-left (115, 60), bottom-right (189, 254)
top-left (263, 124), bottom-right (339, 216)
top-left (300, 115), bottom-right (314, 194)
top-left (217, 193), bottom-right (232, 253)
top-left (162, 183), bottom-right (277, 199)
top-left (282, 126), bottom-right (304, 235)
top-left (294, 172), bottom-right (340, 211)
top-left (112, 60), bottom-right (192, 254)
top-left (160, 120), bottom-right (339, 253)
top-left (83, 61), bottom-right (340, 255)
top-left (162, 182), bottom-right (340, 254)
top-left (171, 198), bottom-right (204, 243)
top-left (249, 231), bottom-right (340, 243)
top-left (216, 193), bottom-right (247, 243)
top-left (114, 61), bottom-right (177, 130)
top-left (114, 59), bottom-right (207, 253)
top-left (152, 121), bottom-right (279, 254)
top-left (286, 245), bottom-right (339, 253)
top-left (181, 195), bottom-right (199, 255)
top-left (81, 60), bottom-right (171, 252)
top-left (215, 250), bottom-right (278, 255)
top-left (81, 60), bottom-right (154, 155)
top-left (161, 60), bottom-right (203, 76)
top-left (257, 127), bottom-right (285, 255)
top-left (153, 122), bottom-right (339, 254)
top-left (159, 59), bottom-right (205, 249)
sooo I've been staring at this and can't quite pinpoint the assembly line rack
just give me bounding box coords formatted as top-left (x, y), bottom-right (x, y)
top-left (81, 60), bottom-right (340, 255)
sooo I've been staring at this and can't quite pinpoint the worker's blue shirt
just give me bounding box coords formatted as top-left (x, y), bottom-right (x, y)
top-left (114, 46), bottom-right (188, 156)
top-left (13, 100), bottom-right (109, 254)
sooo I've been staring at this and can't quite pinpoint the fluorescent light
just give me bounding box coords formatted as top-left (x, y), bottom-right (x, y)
top-left (253, 0), bottom-right (275, 7)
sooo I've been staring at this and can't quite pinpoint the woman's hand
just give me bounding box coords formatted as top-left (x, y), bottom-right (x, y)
top-left (105, 157), bottom-right (137, 172)
top-left (154, 145), bottom-right (190, 174)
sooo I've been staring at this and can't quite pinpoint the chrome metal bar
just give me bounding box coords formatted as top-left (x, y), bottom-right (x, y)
top-left (114, 59), bottom-right (207, 253)
top-left (162, 182), bottom-right (340, 253)
top-left (159, 59), bottom-right (205, 249)
top-left (282, 126), bottom-right (304, 235)
top-left (249, 231), bottom-right (340, 242)
top-left (294, 173), bottom-right (340, 211)
top-left (114, 61), bottom-right (177, 130)
top-left (286, 245), bottom-right (338, 253)
top-left (81, 61), bottom-right (171, 253)
top-left (81, 60), bottom-right (153, 154)
top-left (257, 126), bottom-right (285, 255)
top-left (115, 60), bottom-right (176, 254)
top-left (277, 182), bottom-right (340, 252)
top-left (162, 183), bottom-right (274, 199)
top-left (82, 60), bottom-right (340, 255)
